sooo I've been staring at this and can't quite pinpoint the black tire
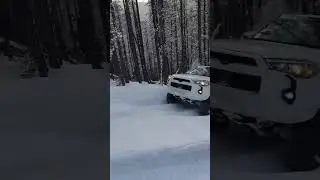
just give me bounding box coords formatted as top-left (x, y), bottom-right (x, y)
top-left (198, 99), bottom-right (210, 116)
top-left (211, 108), bottom-right (230, 131)
top-left (286, 112), bottom-right (320, 172)
top-left (166, 93), bottom-right (177, 104)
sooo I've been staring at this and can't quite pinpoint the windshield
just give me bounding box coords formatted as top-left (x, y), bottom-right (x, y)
top-left (250, 16), bottom-right (320, 48)
top-left (186, 66), bottom-right (210, 77)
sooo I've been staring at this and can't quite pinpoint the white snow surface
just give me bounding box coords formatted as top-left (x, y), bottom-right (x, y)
top-left (110, 82), bottom-right (210, 180)
top-left (110, 82), bottom-right (320, 180)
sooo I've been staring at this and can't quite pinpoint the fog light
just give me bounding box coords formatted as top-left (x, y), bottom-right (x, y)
top-left (198, 86), bottom-right (203, 94)
top-left (281, 89), bottom-right (296, 105)
top-left (284, 92), bottom-right (294, 100)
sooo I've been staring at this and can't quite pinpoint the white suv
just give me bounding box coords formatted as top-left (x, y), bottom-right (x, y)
top-left (211, 14), bottom-right (320, 171)
top-left (166, 66), bottom-right (210, 115)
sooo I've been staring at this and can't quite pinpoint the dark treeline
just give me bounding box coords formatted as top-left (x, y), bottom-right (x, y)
top-left (0, 0), bottom-right (109, 77)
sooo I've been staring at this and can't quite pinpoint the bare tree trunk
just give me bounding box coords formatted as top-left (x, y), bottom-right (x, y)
top-left (150, 0), bottom-right (162, 82)
top-left (185, 8), bottom-right (189, 68)
top-left (147, 21), bottom-right (158, 79)
top-left (184, 1), bottom-right (188, 70)
top-left (170, 13), bottom-right (174, 74)
top-left (99, 0), bottom-right (110, 64)
top-left (203, 0), bottom-right (208, 65)
top-left (66, 0), bottom-right (77, 49)
top-left (197, 0), bottom-right (202, 65)
top-left (174, 0), bottom-right (179, 73)
top-left (179, 0), bottom-right (187, 72)
top-left (30, 0), bottom-right (49, 77)
top-left (144, 29), bottom-right (152, 76)
top-left (132, 0), bottom-right (150, 83)
top-left (123, 0), bottom-right (142, 83)
top-left (114, 4), bottom-right (130, 83)
top-left (158, 0), bottom-right (169, 82)
top-left (111, 4), bottom-right (126, 85)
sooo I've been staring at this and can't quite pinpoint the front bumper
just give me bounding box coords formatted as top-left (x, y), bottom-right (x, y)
top-left (167, 85), bottom-right (209, 102)
top-left (172, 94), bottom-right (204, 106)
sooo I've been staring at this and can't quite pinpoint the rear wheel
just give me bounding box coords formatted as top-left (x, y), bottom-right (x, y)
top-left (286, 112), bottom-right (320, 171)
top-left (166, 93), bottom-right (177, 104)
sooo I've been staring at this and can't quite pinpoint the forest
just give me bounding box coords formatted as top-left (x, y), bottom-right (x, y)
top-left (1, 0), bottom-right (320, 81)
top-left (110, 0), bottom-right (320, 86)
top-left (0, 0), bottom-right (109, 76)
top-left (110, 0), bottom-right (210, 85)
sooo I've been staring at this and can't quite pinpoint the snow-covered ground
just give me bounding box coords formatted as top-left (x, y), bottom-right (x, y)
top-left (2, 56), bottom-right (319, 179)
top-left (110, 82), bottom-right (210, 180)
top-left (110, 82), bottom-right (320, 180)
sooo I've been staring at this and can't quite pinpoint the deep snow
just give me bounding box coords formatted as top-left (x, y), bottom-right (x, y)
top-left (110, 82), bottom-right (210, 180)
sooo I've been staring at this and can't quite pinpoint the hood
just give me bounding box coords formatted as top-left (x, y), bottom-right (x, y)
top-left (172, 74), bottom-right (210, 81)
top-left (210, 39), bottom-right (320, 62)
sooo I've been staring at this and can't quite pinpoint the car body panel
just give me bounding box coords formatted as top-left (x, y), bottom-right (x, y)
top-left (167, 67), bottom-right (210, 102)
top-left (210, 40), bottom-right (320, 124)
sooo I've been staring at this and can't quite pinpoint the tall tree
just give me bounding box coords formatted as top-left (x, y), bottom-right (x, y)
top-left (150, 0), bottom-right (162, 81)
top-left (123, 0), bottom-right (142, 83)
top-left (101, 0), bottom-right (110, 64)
top-left (158, 0), bottom-right (169, 82)
top-left (197, 0), bottom-right (202, 65)
top-left (132, 0), bottom-right (150, 83)
top-left (173, 0), bottom-right (179, 72)
top-left (111, 4), bottom-right (125, 85)
top-left (114, 4), bottom-right (130, 83)
top-left (179, 0), bottom-right (187, 72)
top-left (203, 0), bottom-right (209, 64)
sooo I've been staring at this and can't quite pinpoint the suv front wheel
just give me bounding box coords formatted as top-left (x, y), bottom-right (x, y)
top-left (198, 99), bottom-right (210, 116)
top-left (166, 93), bottom-right (177, 104)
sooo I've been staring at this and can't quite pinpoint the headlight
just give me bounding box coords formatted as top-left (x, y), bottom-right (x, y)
top-left (267, 59), bottom-right (319, 78)
top-left (193, 80), bottom-right (209, 86)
